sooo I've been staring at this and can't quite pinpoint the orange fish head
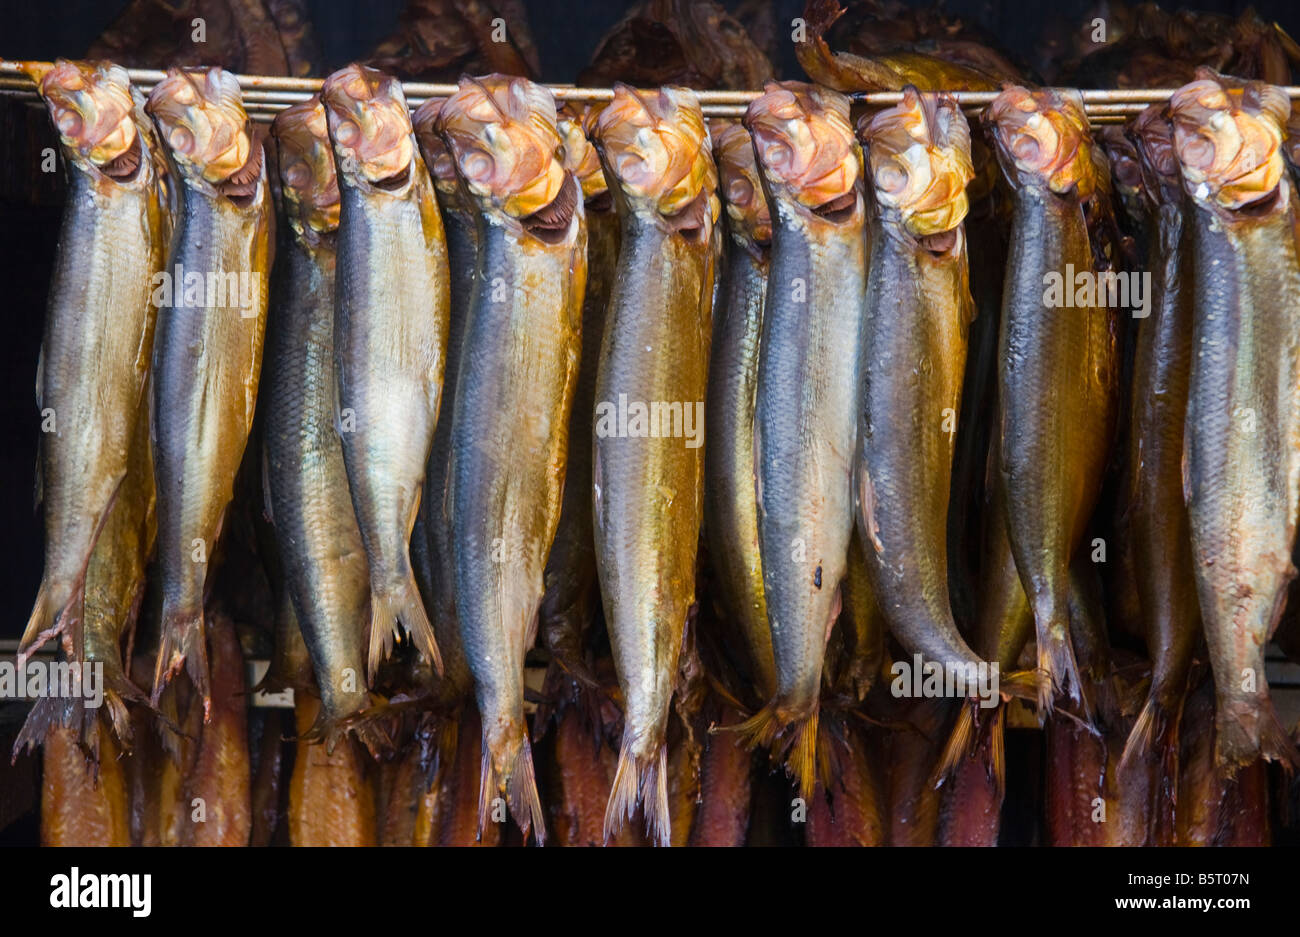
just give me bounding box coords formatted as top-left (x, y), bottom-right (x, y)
top-left (146, 67), bottom-right (253, 187)
top-left (713, 122), bottom-right (772, 248)
top-left (25, 59), bottom-right (139, 174)
top-left (321, 64), bottom-right (415, 189)
top-left (1168, 71), bottom-right (1287, 211)
top-left (744, 81), bottom-right (860, 218)
top-left (591, 84), bottom-right (719, 224)
top-left (1130, 104), bottom-right (1183, 207)
top-left (558, 103), bottom-right (609, 206)
top-left (271, 97), bottom-right (339, 237)
top-left (860, 87), bottom-right (974, 237)
top-left (986, 86), bottom-right (1096, 199)
top-left (436, 74), bottom-right (567, 219)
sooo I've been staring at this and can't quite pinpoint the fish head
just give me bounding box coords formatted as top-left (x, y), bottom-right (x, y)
top-left (712, 121), bottom-right (772, 254)
top-left (1099, 124), bottom-right (1146, 211)
top-left (25, 60), bottom-right (143, 180)
top-left (412, 97), bottom-right (476, 216)
top-left (1286, 102), bottom-right (1300, 176)
top-left (321, 64), bottom-right (416, 192)
top-left (1129, 105), bottom-right (1184, 208)
top-left (146, 67), bottom-right (259, 200)
top-left (590, 84), bottom-right (719, 241)
top-left (271, 97), bottom-right (339, 240)
top-left (743, 81), bottom-right (862, 226)
top-left (1168, 71), bottom-right (1288, 213)
top-left (436, 74), bottom-right (577, 243)
top-left (558, 103), bottom-right (612, 211)
top-left (859, 87), bottom-right (974, 245)
top-left (985, 86), bottom-right (1097, 199)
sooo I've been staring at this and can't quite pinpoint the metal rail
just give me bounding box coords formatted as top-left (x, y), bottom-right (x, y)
top-left (4, 60), bottom-right (1297, 123)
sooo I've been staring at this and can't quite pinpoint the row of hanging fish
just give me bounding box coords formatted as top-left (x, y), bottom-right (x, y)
top-left (15, 54), bottom-right (1299, 846)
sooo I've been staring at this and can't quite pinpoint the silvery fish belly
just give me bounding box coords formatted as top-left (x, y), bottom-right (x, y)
top-left (590, 84), bottom-right (719, 847)
top-left (438, 74), bottom-right (587, 846)
top-left (20, 61), bottom-right (167, 668)
top-left (322, 64), bottom-right (449, 683)
top-left (1170, 72), bottom-right (1300, 771)
top-left (146, 66), bottom-right (271, 714)
top-left (735, 81), bottom-right (865, 801)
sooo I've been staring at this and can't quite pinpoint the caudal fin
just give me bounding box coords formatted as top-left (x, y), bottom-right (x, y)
top-left (1215, 694), bottom-right (1300, 773)
top-left (1035, 619), bottom-right (1083, 717)
top-left (367, 572), bottom-right (442, 682)
top-left (603, 737), bottom-right (670, 847)
top-left (152, 607), bottom-right (210, 719)
top-left (476, 731), bottom-right (545, 845)
top-left (728, 702), bottom-right (823, 802)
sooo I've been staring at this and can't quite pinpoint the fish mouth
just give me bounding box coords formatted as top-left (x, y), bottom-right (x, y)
top-left (591, 84), bottom-right (717, 219)
top-left (664, 188), bottom-right (712, 244)
top-left (521, 172), bottom-right (579, 244)
top-left (1168, 72), bottom-right (1288, 212)
top-left (986, 86), bottom-right (1096, 198)
top-left (217, 140), bottom-right (265, 208)
top-left (437, 74), bottom-right (567, 218)
top-left (918, 227), bottom-right (960, 256)
top-left (26, 59), bottom-right (139, 171)
top-left (321, 64), bottom-right (415, 188)
top-left (744, 81), bottom-right (860, 214)
top-left (860, 87), bottom-right (974, 237)
top-left (810, 189), bottom-right (858, 223)
top-left (147, 67), bottom-right (253, 188)
top-left (271, 97), bottom-right (340, 234)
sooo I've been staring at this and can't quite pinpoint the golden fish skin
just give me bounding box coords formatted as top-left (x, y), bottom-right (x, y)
top-left (539, 105), bottom-right (621, 694)
top-left (266, 97), bottom-right (381, 751)
top-left (589, 84), bottom-right (718, 847)
top-left (439, 75), bottom-right (587, 846)
top-left (41, 725), bottom-right (130, 846)
top-left (147, 67), bottom-right (271, 714)
top-left (987, 86), bottom-right (1118, 713)
top-left (1171, 73), bottom-right (1300, 770)
top-left (734, 81), bottom-right (865, 800)
top-left (288, 695), bottom-right (376, 846)
top-left (21, 61), bottom-right (166, 670)
top-left (322, 64), bottom-right (448, 682)
top-left (705, 122), bottom-right (777, 703)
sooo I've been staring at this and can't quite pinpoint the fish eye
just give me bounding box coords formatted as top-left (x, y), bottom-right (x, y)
top-left (726, 175), bottom-right (753, 207)
top-left (461, 149), bottom-right (495, 183)
top-left (54, 107), bottom-right (83, 138)
top-left (169, 126), bottom-right (195, 155)
top-left (334, 119), bottom-right (360, 146)
top-left (1011, 132), bottom-right (1041, 165)
top-left (285, 162), bottom-right (311, 188)
top-left (876, 161), bottom-right (908, 195)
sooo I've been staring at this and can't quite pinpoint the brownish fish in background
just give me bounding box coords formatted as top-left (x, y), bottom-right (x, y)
top-left (367, 0), bottom-right (540, 81)
top-left (288, 695), bottom-right (376, 846)
top-left (41, 726), bottom-right (130, 846)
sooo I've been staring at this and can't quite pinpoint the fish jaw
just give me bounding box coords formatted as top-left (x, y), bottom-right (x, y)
top-left (986, 85), bottom-right (1098, 199)
top-left (744, 81), bottom-right (861, 217)
top-left (1169, 72), bottom-right (1288, 214)
top-left (713, 122), bottom-right (772, 252)
top-left (271, 97), bottom-right (340, 240)
top-left (26, 59), bottom-right (140, 177)
top-left (146, 67), bottom-right (254, 193)
top-left (436, 74), bottom-right (576, 237)
top-left (321, 63), bottom-right (416, 192)
top-left (1130, 104), bottom-right (1185, 208)
top-left (859, 86), bottom-right (974, 238)
top-left (590, 83), bottom-right (720, 230)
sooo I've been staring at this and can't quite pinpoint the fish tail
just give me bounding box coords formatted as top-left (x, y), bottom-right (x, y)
top-left (152, 605), bottom-right (210, 719)
top-left (477, 730), bottom-right (546, 845)
top-left (100, 668), bottom-right (148, 752)
top-left (934, 701), bottom-right (977, 790)
top-left (1214, 694), bottom-right (1300, 773)
top-left (10, 695), bottom-right (74, 764)
top-left (1033, 608), bottom-right (1082, 716)
top-left (367, 574), bottom-right (443, 682)
top-left (603, 736), bottom-right (670, 847)
top-left (729, 702), bottom-right (821, 801)
top-left (1119, 695), bottom-right (1176, 775)
top-left (301, 698), bottom-right (394, 759)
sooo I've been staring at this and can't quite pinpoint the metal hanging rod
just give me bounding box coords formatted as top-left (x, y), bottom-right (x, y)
top-left (5, 60), bottom-right (1291, 118)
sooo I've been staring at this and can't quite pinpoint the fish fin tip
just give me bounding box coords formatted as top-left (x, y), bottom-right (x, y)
top-left (934, 701), bottom-right (977, 790)
top-left (367, 579), bottom-right (443, 680)
top-left (505, 734), bottom-right (546, 846)
top-left (152, 607), bottom-right (208, 709)
top-left (603, 736), bottom-right (670, 847)
top-left (1119, 696), bottom-right (1170, 774)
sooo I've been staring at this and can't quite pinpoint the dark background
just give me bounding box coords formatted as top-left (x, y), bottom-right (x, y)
top-left (3, 0), bottom-right (1300, 640)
